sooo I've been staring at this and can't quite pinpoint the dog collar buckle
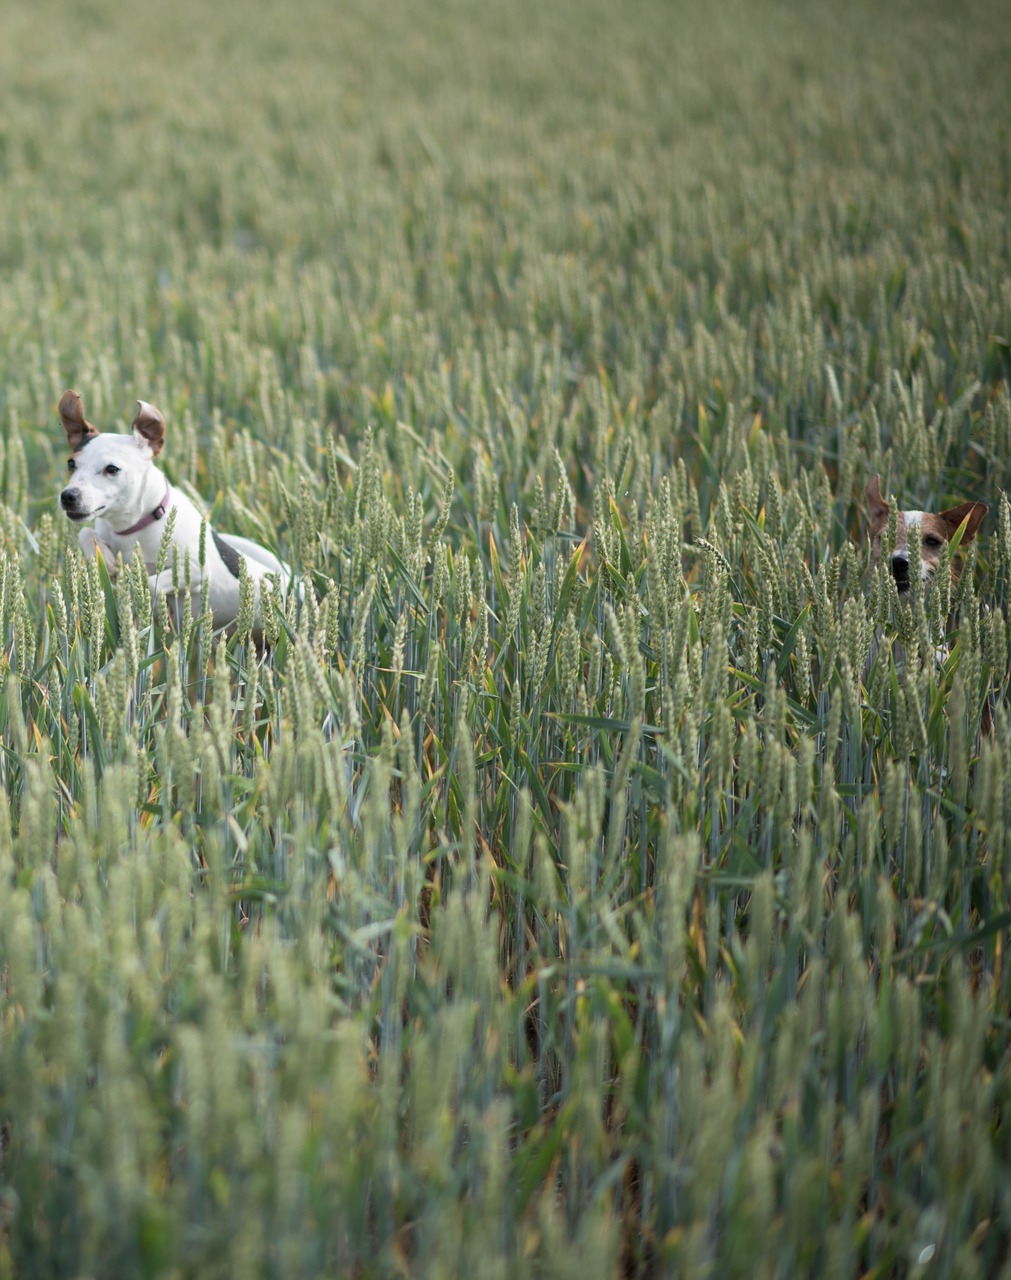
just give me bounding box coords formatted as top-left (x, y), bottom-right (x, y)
top-left (115, 479), bottom-right (172, 536)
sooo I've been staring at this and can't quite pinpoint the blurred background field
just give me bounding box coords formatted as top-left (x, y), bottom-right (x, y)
top-left (1, 0), bottom-right (1010, 1275)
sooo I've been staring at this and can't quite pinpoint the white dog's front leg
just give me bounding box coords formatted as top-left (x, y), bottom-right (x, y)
top-left (149, 568), bottom-right (206, 593)
top-left (149, 568), bottom-right (205, 622)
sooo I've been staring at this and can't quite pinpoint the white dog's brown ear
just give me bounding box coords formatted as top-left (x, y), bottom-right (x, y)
top-left (132, 400), bottom-right (166, 456)
top-left (865, 475), bottom-right (889, 531)
top-left (58, 389), bottom-right (100, 450)
top-left (939, 500), bottom-right (988, 544)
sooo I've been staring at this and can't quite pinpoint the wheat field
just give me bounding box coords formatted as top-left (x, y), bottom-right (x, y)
top-left (1, 0), bottom-right (1010, 1275)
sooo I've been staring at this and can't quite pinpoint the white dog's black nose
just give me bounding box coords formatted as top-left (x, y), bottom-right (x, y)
top-left (60, 488), bottom-right (80, 511)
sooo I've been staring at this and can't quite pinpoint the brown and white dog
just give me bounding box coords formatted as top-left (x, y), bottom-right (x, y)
top-left (58, 389), bottom-right (291, 632)
top-left (865, 475), bottom-right (987, 595)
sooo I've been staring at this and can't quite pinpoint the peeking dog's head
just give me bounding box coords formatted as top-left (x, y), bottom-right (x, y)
top-left (865, 474), bottom-right (987, 595)
top-left (58, 390), bottom-right (165, 524)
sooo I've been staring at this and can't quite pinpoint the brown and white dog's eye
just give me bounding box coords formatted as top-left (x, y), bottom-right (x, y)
top-left (104, 464), bottom-right (121, 476)
top-left (67, 458), bottom-right (76, 472)
top-left (923, 534), bottom-right (944, 550)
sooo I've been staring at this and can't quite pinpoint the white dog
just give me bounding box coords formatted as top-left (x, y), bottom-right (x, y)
top-left (58, 389), bottom-right (290, 632)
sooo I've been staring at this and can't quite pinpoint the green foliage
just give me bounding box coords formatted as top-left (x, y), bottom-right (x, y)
top-left (1, 0), bottom-right (1010, 1275)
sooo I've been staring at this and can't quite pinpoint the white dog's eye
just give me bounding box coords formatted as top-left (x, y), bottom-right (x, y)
top-left (104, 464), bottom-right (121, 476)
top-left (67, 458), bottom-right (76, 472)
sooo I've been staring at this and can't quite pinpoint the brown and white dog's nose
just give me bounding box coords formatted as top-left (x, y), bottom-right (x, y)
top-left (890, 551), bottom-right (909, 591)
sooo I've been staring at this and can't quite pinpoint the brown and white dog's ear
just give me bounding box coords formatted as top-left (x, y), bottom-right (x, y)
top-left (864, 475), bottom-right (889, 532)
top-left (938, 500), bottom-right (988, 544)
top-left (132, 400), bottom-right (166, 456)
top-left (58, 389), bottom-right (100, 450)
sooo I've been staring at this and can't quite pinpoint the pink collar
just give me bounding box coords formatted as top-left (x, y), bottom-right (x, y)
top-left (115, 479), bottom-right (171, 536)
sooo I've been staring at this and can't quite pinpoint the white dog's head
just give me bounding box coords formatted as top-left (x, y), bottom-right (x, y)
top-left (865, 473), bottom-right (987, 594)
top-left (58, 390), bottom-right (166, 525)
